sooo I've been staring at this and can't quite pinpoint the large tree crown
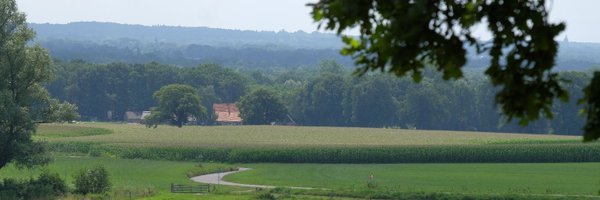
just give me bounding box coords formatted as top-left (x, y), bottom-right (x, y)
top-left (310, 0), bottom-right (569, 128)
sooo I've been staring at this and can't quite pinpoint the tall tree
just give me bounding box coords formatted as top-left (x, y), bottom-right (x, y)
top-left (145, 84), bottom-right (206, 128)
top-left (350, 76), bottom-right (398, 127)
top-left (238, 88), bottom-right (288, 125)
top-left (308, 1), bottom-right (600, 138)
top-left (0, 0), bottom-right (52, 168)
top-left (296, 73), bottom-right (348, 126)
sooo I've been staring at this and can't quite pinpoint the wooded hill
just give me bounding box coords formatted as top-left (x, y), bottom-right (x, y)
top-left (31, 22), bottom-right (600, 70)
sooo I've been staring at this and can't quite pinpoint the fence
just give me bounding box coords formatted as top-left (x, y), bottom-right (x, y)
top-left (170, 183), bottom-right (211, 193)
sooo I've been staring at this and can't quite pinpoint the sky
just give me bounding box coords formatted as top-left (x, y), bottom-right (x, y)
top-left (15, 0), bottom-right (600, 43)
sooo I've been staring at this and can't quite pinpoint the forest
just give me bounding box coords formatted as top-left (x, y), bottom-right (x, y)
top-left (47, 59), bottom-right (590, 135)
top-left (27, 22), bottom-right (598, 136)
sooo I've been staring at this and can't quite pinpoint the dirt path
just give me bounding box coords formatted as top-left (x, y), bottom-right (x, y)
top-left (190, 167), bottom-right (316, 189)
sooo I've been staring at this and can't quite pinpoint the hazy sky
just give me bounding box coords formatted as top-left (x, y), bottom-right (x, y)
top-left (15, 0), bottom-right (600, 43)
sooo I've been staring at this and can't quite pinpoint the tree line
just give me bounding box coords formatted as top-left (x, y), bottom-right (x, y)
top-left (47, 59), bottom-right (590, 135)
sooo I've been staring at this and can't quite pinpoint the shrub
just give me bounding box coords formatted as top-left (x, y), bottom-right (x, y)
top-left (0, 171), bottom-right (67, 199)
top-left (255, 191), bottom-right (276, 200)
top-left (73, 166), bottom-right (112, 195)
top-left (33, 170), bottom-right (69, 197)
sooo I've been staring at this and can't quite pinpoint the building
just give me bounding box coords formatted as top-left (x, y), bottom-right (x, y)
top-left (124, 111), bottom-right (143, 124)
top-left (213, 103), bottom-right (243, 125)
top-left (124, 111), bottom-right (151, 124)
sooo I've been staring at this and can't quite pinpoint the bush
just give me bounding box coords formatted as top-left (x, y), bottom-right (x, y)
top-left (73, 166), bottom-right (112, 195)
top-left (33, 170), bottom-right (69, 197)
top-left (255, 192), bottom-right (276, 200)
top-left (0, 171), bottom-right (67, 199)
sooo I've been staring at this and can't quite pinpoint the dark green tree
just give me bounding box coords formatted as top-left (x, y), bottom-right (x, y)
top-left (308, 0), bottom-right (600, 138)
top-left (238, 88), bottom-right (288, 125)
top-left (296, 73), bottom-right (349, 126)
top-left (145, 84), bottom-right (207, 128)
top-left (0, 0), bottom-right (52, 169)
top-left (583, 72), bottom-right (600, 140)
top-left (350, 76), bottom-right (399, 127)
top-left (73, 166), bottom-right (111, 195)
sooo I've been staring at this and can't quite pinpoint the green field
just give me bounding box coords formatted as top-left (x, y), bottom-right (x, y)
top-left (0, 156), bottom-right (250, 199)
top-left (37, 123), bottom-right (580, 148)
top-left (0, 156), bottom-right (225, 191)
top-left (4, 123), bottom-right (599, 199)
top-left (2, 157), bottom-right (598, 198)
top-left (226, 163), bottom-right (600, 195)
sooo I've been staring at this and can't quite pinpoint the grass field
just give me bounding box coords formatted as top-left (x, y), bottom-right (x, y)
top-left (0, 156), bottom-right (251, 199)
top-left (225, 163), bottom-right (600, 196)
top-left (2, 156), bottom-right (598, 198)
top-left (0, 156), bottom-right (220, 191)
top-left (36, 123), bottom-right (580, 147)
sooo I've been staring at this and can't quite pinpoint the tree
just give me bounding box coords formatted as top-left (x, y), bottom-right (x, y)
top-left (145, 84), bottom-right (207, 128)
top-left (296, 73), bottom-right (349, 126)
top-left (73, 166), bottom-right (111, 195)
top-left (0, 0), bottom-right (52, 169)
top-left (238, 88), bottom-right (288, 125)
top-left (310, 0), bottom-right (600, 140)
top-left (49, 100), bottom-right (81, 123)
top-left (350, 76), bottom-right (398, 127)
top-left (583, 72), bottom-right (600, 140)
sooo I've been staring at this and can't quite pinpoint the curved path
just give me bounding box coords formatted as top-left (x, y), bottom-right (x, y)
top-left (190, 167), bottom-right (316, 189)
top-left (191, 169), bottom-right (600, 199)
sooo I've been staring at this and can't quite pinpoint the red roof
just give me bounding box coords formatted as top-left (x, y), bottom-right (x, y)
top-left (213, 103), bottom-right (242, 123)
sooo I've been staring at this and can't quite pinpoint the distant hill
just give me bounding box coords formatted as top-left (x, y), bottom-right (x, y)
top-left (29, 22), bottom-right (600, 70)
top-left (30, 22), bottom-right (342, 49)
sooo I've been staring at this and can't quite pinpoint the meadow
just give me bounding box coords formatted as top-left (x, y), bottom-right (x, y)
top-left (0, 156), bottom-right (248, 199)
top-left (225, 163), bottom-right (600, 195)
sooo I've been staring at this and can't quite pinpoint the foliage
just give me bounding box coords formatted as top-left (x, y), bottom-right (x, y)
top-left (0, 170), bottom-right (67, 199)
top-left (238, 88), bottom-right (288, 125)
top-left (583, 72), bottom-right (600, 141)
top-left (73, 165), bottom-right (112, 195)
top-left (308, 1), bottom-right (589, 132)
top-left (350, 76), bottom-right (399, 127)
top-left (0, 0), bottom-right (52, 169)
top-left (293, 73), bottom-right (349, 126)
top-left (44, 99), bottom-right (80, 123)
top-left (145, 84), bottom-right (207, 128)
top-left (46, 60), bottom-right (591, 134)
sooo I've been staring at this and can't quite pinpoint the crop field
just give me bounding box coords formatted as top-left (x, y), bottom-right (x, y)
top-left (35, 123), bottom-right (600, 163)
top-left (37, 123), bottom-right (580, 147)
top-left (226, 163), bottom-right (600, 196)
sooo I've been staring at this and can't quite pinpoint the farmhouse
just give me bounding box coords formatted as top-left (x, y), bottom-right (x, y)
top-left (213, 103), bottom-right (242, 125)
top-left (124, 111), bottom-right (151, 124)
